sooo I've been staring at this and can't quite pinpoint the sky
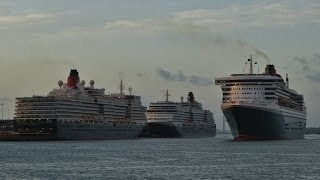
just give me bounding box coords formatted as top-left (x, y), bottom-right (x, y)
top-left (0, 0), bottom-right (320, 129)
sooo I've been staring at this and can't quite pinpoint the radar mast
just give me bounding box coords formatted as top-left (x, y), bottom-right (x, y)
top-left (119, 80), bottom-right (125, 95)
top-left (164, 89), bottom-right (170, 102)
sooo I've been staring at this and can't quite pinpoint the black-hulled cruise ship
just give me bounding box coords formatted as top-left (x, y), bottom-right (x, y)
top-left (12, 70), bottom-right (147, 140)
top-left (142, 90), bottom-right (216, 137)
top-left (215, 57), bottom-right (307, 140)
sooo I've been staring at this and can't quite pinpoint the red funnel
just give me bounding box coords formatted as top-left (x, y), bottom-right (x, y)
top-left (67, 69), bottom-right (79, 89)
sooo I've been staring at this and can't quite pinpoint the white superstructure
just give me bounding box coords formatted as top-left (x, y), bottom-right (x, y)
top-left (144, 91), bottom-right (216, 137)
top-left (14, 70), bottom-right (146, 139)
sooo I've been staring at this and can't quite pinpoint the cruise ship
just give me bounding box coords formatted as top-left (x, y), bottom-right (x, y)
top-left (215, 56), bottom-right (307, 140)
top-left (142, 90), bottom-right (216, 137)
top-left (12, 69), bottom-right (147, 140)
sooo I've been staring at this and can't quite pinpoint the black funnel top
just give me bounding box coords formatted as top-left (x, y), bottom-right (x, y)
top-left (69, 69), bottom-right (79, 77)
top-left (188, 92), bottom-right (195, 102)
top-left (265, 65), bottom-right (276, 76)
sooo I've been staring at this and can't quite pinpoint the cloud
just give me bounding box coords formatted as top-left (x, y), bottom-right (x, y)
top-left (0, 13), bottom-right (55, 24)
top-left (307, 73), bottom-right (320, 82)
top-left (104, 20), bottom-right (145, 30)
top-left (293, 57), bottom-right (311, 72)
top-left (171, 2), bottom-right (320, 29)
top-left (156, 67), bottom-right (186, 81)
top-left (136, 73), bottom-right (143, 77)
top-left (102, 1), bottom-right (320, 33)
top-left (292, 54), bottom-right (320, 82)
top-left (312, 53), bottom-right (320, 64)
top-left (29, 1), bottom-right (320, 44)
top-left (189, 75), bottom-right (213, 86)
top-left (156, 67), bottom-right (213, 86)
top-left (293, 57), bottom-right (308, 65)
top-left (99, 2), bottom-right (320, 65)
top-left (102, 19), bottom-right (272, 63)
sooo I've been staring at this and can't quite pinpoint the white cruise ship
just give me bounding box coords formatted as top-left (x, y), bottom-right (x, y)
top-left (142, 90), bottom-right (216, 137)
top-left (13, 69), bottom-right (147, 140)
top-left (215, 56), bottom-right (307, 140)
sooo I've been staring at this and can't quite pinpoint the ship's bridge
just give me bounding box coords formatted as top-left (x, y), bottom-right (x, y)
top-left (215, 74), bottom-right (284, 86)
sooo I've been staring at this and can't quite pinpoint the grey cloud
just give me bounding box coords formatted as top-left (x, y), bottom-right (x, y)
top-left (159, 21), bottom-right (271, 63)
top-left (162, 29), bottom-right (271, 64)
top-left (156, 67), bottom-right (172, 80)
top-left (293, 57), bottom-right (311, 72)
top-left (293, 54), bottom-right (320, 83)
top-left (303, 65), bottom-right (311, 72)
top-left (136, 72), bottom-right (143, 77)
top-left (111, 2), bottom-right (320, 32)
top-left (156, 67), bottom-right (185, 81)
top-left (189, 75), bottom-right (213, 86)
top-left (170, 2), bottom-right (320, 29)
top-left (293, 57), bottom-right (308, 65)
top-left (307, 73), bottom-right (320, 82)
top-left (312, 53), bottom-right (320, 64)
top-left (176, 70), bottom-right (187, 81)
top-left (156, 67), bottom-right (212, 86)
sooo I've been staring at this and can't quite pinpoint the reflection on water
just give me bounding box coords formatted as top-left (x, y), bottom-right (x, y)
top-left (0, 134), bottom-right (320, 179)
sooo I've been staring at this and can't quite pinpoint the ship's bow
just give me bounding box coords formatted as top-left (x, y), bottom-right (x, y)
top-left (223, 105), bottom-right (286, 140)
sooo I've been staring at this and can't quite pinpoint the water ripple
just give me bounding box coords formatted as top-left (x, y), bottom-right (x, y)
top-left (0, 135), bottom-right (319, 179)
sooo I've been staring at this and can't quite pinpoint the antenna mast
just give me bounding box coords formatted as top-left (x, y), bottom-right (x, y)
top-left (249, 55), bottom-right (253, 74)
top-left (120, 80), bottom-right (125, 94)
top-left (129, 87), bottom-right (133, 95)
top-left (164, 89), bottom-right (170, 102)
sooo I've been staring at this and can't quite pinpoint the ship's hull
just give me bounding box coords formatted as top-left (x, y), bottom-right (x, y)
top-left (7, 121), bottom-right (145, 141)
top-left (223, 105), bottom-right (306, 140)
top-left (57, 123), bottom-right (145, 140)
top-left (140, 122), bottom-right (216, 138)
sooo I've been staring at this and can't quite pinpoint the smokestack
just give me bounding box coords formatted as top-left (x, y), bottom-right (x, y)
top-left (188, 92), bottom-right (195, 102)
top-left (67, 69), bottom-right (80, 89)
top-left (265, 65), bottom-right (277, 76)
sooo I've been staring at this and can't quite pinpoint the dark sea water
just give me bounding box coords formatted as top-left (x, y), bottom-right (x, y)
top-left (0, 134), bottom-right (320, 180)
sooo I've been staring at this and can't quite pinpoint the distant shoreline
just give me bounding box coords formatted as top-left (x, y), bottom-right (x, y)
top-left (305, 127), bottom-right (320, 134)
